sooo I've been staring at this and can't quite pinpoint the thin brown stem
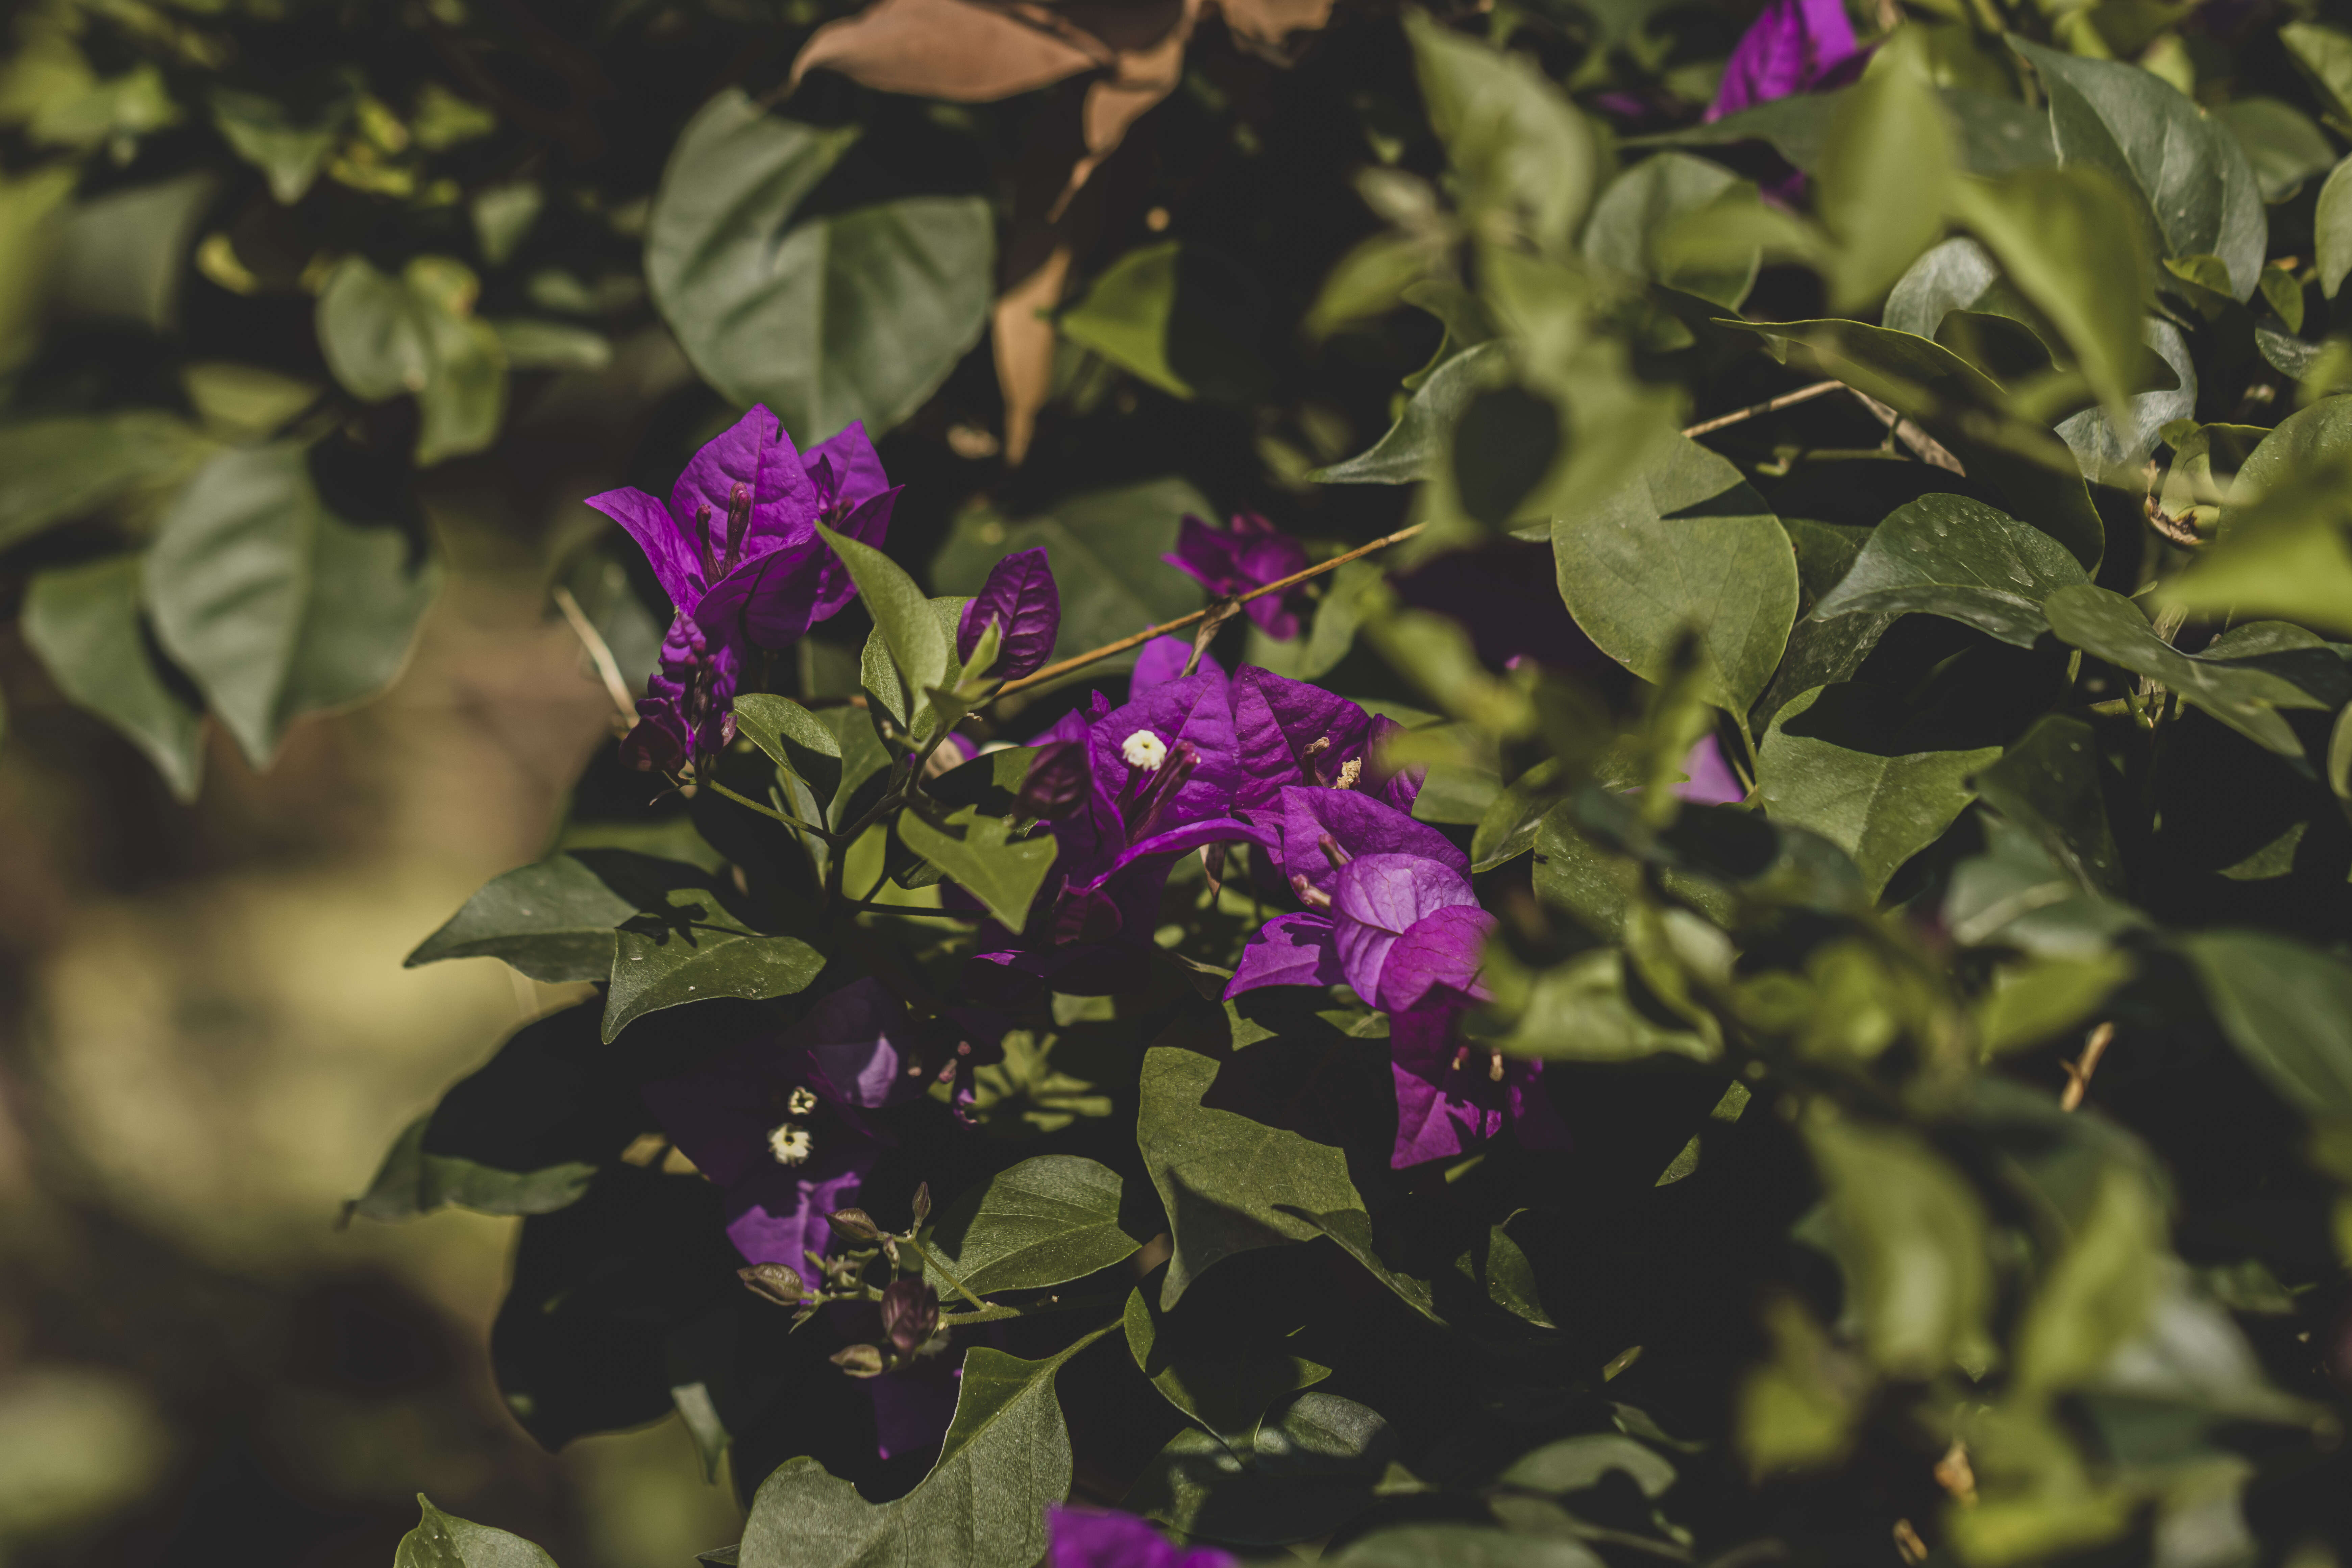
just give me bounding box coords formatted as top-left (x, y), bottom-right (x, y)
top-left (551, 585), bottom-right (637, 724)
top-left (1680, 378), bottom-right (1843, 437)
top-left (2060, 1021), bottom-right (2115, 1111)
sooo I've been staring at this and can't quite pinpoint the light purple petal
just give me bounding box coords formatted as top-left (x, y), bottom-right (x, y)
top-left (670, 405), bottom-right (819, 560)
top-left (1329, 853), bottom-right (1480, 1002)
top-left (723, 1147), bottom-right (873, 1270)
top-left (1675, 734), bottom-right (1747, 806)
top-left (794, 978), bottom-right (920, 1108)
top-left (1391, 1055), bottom-right (1472, 1167)
top-left (1266, 786), bottom-right (1469, 894)
top-left (1226, 911), bottom-right (1343, 995)
top-left (1131, 635), bottom-right (1222, 693)
top-left (1374, 904), bottom-right (1496, 1012)
top-left (1164, 514), bottom-right (1241, 595)
top-left (959, 546), bottom-right (1061, 680)
top-left (585, 486), bottom-right (702, 609)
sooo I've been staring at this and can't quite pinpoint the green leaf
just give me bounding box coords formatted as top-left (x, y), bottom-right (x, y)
top-left (605, 892), bottom-right (825, 1042)
top-left (897, 807), bottom-right (1056, 933)
top-left (1471, 760), bottom-right (1564, 872)
top-left (316, 256), bottom-right (508, 465)
top-left (19, 555), bottom-right (206, 801)
top-left (2009, 39), bottom-right (2265, 299)
top-left (1312, 342), bottom-right (1505, 485)
top-left (2159, 455), bottom-right (2352, 638)
top-left (1580, 153), bottom-right (1759, 311)
top-left (816, 518), bottom-right (951, 711)
top-left (2040, 583), bottom-right (2324, 756)
top-left (1811, 493), bottom-right (2087, 648)
top-left (1755, 518), bottom-right (1888, 730)
top-left (1057, 242), bottom-right (1271, 405)
top-left (2181, 930), bottom-right (2352, 1116)
top-left (739, 1330), bottom-right (1111, 1568)
top-left (2012, 1168), bottom-right (2165, 1396)
top-left (924, 1155), bottom-right (1143, 1295)
top-left (407, 849), bottom-right (716, 983)
top-left (1729, 320), bottom-right (2106, 571)
top-left (472, 180), bottom-right (543, 267)
top-left (1805, 1115), bottom-right (1996, 1378)
top-left (143, 442), bottom-right (439, 768)
top-left (1633, 86), bottom-right (2053, 177)
top-left (1136, 1040), bottom-right (1365, 1309)
top-left (491, 318), bottom-right (612, 372)
top-left (351, 1116), bottom-right (598, 1225)
top-left (1816, 32), bottom-right (1953, 311)
top-left (396, 1496), bottom-right (559, 1568)
top-left (1975, 951), bottom-right (2133, 1055)
top-left (2282, 21), bottom-right (2352, 132)
top-left (181, 362), bottom-right (322, 442)
top-left (1334, 1527), bottom-right (1603, 1568)
top-left (1125, 1391), bottom-right (1396, 1547)
top-left (52, 171), bottom-right (214, 334)
top-left (1551, 433), bottom-right (1798, 719)
top-left (1949, 166), bottom-right (2156, 425)
top-left (208, 82), bottom-right (353, 205)
top-left (1498, 1433), bottom-right (1676, 1496)
top-left (646, 91), bottom-right (991, 441)
top-left (1244, 559), bottom-right (1384, 682)
top-left (2218, 97), bottom-right (2339, 201)
top-left (932, 480), bottom-right (1207, 667)
top-left (1123, 1285), bottom-right (1330, 1449)
top-left (0, 412), bottom-right (212, 552)
top-left (1972, 714), bottom-right (2126, 896)
top-left (1489, 946), bottom-right (1717, 1063)
top-left (1757, 685), bottom-right (2001, 899)
top-left (731, 692), bottom-right (841, 771)
top-left (1404, 12), bottom-right (1594, 256)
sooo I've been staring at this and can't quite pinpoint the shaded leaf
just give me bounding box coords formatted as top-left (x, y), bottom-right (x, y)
top-left (2041, 583), bottom-right (2324, 756)
top-left (1971, 715), bottom-right (2125, 896)
top-left (1125, 1391), bottom-right (1396, 1547)
top-left (1551, 433), bottom-right (1798, 719)
top-left (395, 1496), bottom-right (559, 1568)
top-left (1313, 343), bottom-right (1505, 485)
top-left (0, 412), bottom-right (212, 552)
top-left (1057, 242), bottom-right (1271, 405)
top-left (898, 806), bottom-right (1056, 932)
top-left (144, 442), bottom-right (438, 768)
top-left (19, 554), bottom-right (206, 801)
top-left (407, 849), bottom-right (715, 983)
top-left (605, 892), bottom-right (824, 1042)
top-left (646, 91), bottom-right (991, 441)
top-left (1805, 1115), bottom-right (1996, 1377)
top-left (2181, 930), bottom-right (2352, 1116)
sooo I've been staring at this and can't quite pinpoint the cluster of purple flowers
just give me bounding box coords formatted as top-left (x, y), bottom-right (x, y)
top-left (590, 413), bottom-right (1744, 1464)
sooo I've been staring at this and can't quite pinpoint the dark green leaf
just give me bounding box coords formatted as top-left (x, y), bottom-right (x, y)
top-left (1498, 1434), bottom-right (1676, 1496)
top-left (2181, 930), bottom-right (2352, 1116)
top-left (897, 806), bottom-right (1055, 932)
top-left (1312, 343), bottom-right (1504, 485)
top-left (1125, 1391), bottom-right (1396, 1547)
top-left (646, 91), bottom-right (991, 441)
top-left (1581, 153), bottom-right (1758, 310)
top-left (19, 554), bottom-right (206, 800)
top-left (1334, 1527), bottom-right (1603, 1568)
top-left (2011, 1168), bottom-right (2164, 1394)
top-left (1404, 13), bottom-right (1593, 255)
top-left (407, 849), bottom-right (715, 983)
top-left (1551, 433), bottom-right (1797, 719)
top-left (1136, 1040), bottom-right (1365, 1309)
top-left (740, 1330), bottom-right (1110, 1568)
top-left (1805, 1116), bottom-right (1995, 1377)
top-left (51, 172), bottom-right (214, 334)
top-left (1754, 517), bottom-right (1887, 730)
top-left (1729, 320), bottom-right (2106, 570)
top-left (605, 891), bottom-right (824, 1042)
top-left (316, 256), bottom-right (507, 465)
top-left (2041, 583), bottom-right (2324, 755)
top-left (144, 442), bottom-right (437, 767)
top-left (395, 1495), bottom-right (559, 1568)
top-left (1970, 715), bottom-right (2126, 896)
top-left (1757, 685), bottom-right (2000, 899)
top-left (492, 319), bottom-right (612, 372)
top-left (924, 1155), bottom-right (1143, 1295)
top-left (0, 412), bottom-right (211, 552)
top-left (817, 518), bottom-right (951, 709)
top-left (1056, 242), bottom-right (1272, 405)
top-left (1811, 493), bottom-right (2087, 648)
top-left (1490, 947), bottom-right (1716, 1063)
top-left (2218, 98), bottom-right (2337, 201)
top-left (732, 692), bottom-right (841, 774)
top-left (1634, 86), bottom-right (2052, 176)
top-left (208, 83), bottom-right (352, 205)
top-left (2010, 39), bottom-right (2265, 299)
top-left (1123, 1286), bottom-right (1330, 1448)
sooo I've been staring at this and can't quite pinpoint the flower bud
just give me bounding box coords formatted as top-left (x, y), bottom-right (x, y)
top-left (910, 1182), bottom-right (933, 1226)
top-left (827, 1207), bottom-right (884, 1242)
top-left (738, 1263), bottom-right (805, 1307)
top-left (1014, 740), bottom-right (1089, 822)
top-left (830, 1343), bottom-right (886, 1377)
top-left (880, 1279), bottom-right (941, 1357)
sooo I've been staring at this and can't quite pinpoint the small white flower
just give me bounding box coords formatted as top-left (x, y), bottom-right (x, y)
top-left (785, 1086), bottom-right (819, 1116)
top-left (766, 1122), bottom-right (815, 1166)
top-left (1122, 730), bottom-right (1169, 770)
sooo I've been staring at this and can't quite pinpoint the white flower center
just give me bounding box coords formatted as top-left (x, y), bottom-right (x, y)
top-left (766, 1122), bottom-right (814, 1166)
top-left (1121, 730), bottom-right (1168, 771)
top-left (785, 1086), bottom-right (818, 1116)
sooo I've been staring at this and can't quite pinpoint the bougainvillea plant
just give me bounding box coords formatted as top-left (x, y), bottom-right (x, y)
top-left (12, 0), bottom-right (2352, 1564)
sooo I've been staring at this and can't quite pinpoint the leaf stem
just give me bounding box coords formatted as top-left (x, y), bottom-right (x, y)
top-left (937, 1291), bottom-right (1127, 1328)
top-left (703, 779), bottom-right (832, 839)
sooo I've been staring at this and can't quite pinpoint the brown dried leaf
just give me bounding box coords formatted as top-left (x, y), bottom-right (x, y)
top-left (1211, 0), bottom-right (1336, 59)
top-left (996, 245), bottom-right (1074, 466)
top-left (789, 0), bottom-right (1110, 102)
